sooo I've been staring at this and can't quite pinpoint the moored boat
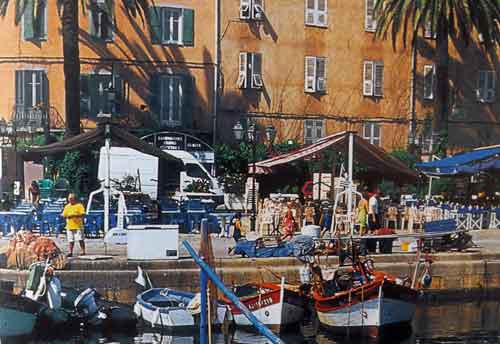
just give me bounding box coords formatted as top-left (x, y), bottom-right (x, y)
top-left (223, 279), bottom-right (306, 332)
top-left (0, 290), bottom-right (45, 337)
top-left (134, 288), bottom-right (231, 330)
top-left (312, 259), bottom-right (418, 337)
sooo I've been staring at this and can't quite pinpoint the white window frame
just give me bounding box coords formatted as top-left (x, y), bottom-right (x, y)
top-left (365, 0), bottom-right (377, 32)
top-left (237, 52), bottom-right (263, 89)
top-left (160, 75), bottom-right (183, 127)
top-left (362, 122), bottom-right (381, 146)
top-left (304, 56), bottom-right (327, 93)
top-left (476, 70), bottom-right (496, 103)
top-left (15, 68), bottom-right (47, 109)
top-left (161, 7), bottom-right (184, 45)
top-left (89, 0), bottom-right (114, 41)
top-left (304, 119), bottom-right (324, 145)
top-left (423, 64), bottom-right (436, 100)
top-left (305, 0), bottom-right (328, 28)
top-left (21, 0), bottom-right (48, 41)
top-left (240, 0), bottom-right (264, 20)
top-left (363, 60), bottom-right (384, 97)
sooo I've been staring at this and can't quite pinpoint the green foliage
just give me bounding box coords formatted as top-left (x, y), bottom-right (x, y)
top-left (58, 151), bottom-right (89, 196)
top-left (390, 149), bottom-right (418, 169)
top-left (184, 179), bottom-right (210, 193)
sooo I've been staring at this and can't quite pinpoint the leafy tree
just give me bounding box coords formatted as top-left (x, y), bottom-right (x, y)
top-left (375, 0), bottom-right (500, 154)
top-left (1, 0), bottom-right (151, 137)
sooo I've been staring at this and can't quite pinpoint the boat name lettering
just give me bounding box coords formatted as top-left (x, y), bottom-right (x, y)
top-left (247, 297), bottom-right (273, 310)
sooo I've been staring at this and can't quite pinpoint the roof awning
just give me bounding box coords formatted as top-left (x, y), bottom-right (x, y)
top-left (250, 131), bottom-right (418, 183)
top-left (416, 145), bottom-right (500, 176)
top-left (21, 124), bottom-right (182, 164)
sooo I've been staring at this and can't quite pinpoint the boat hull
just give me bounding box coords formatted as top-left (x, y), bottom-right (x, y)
top-left (0, 291), bottom-right (42, 337)
top-left (229, 286), bottom-right (305, 331)
top-left (315, 280), bottom-right (417, 338)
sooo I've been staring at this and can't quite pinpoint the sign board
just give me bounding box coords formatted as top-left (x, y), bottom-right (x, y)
top-left (313, 173), bottom-right (332, 200)
top-left (142, 131), bottom-right (215, 165)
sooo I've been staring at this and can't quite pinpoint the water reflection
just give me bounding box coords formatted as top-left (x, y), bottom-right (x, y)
top-left (2, 300), bottom-right (500, 344)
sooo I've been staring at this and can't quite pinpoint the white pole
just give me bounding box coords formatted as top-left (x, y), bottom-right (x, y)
top-left (104, 124), bottom-right (110, 234)
top-left (427, 176), bottom-right (434, 201)
top-left (348, 132), bottom-right (354, 236)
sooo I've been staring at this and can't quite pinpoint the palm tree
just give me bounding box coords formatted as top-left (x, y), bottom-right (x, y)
top-left (374, 0), bottom-right (500, 154)
top-left (1, 0), bottom-right (150, 138)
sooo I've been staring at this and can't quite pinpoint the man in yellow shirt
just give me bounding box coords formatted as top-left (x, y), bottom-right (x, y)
top-left (62, 193), bottom-right (86, 257)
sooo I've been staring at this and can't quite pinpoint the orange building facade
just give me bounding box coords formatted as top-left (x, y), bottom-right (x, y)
top-left (0, 0), bottom-right (216, 139)
top-left (0, 0), bottom-right (498, 153)
top-left (219, 0), bottom-right (500, 152)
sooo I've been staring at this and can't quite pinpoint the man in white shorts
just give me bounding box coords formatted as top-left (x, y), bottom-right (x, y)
top-left (62, 193), bottom-right (86, 257)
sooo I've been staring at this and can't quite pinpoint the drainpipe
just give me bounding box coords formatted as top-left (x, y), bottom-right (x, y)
top-left (409, 41), bottom-right (417, 154)
top-left (212, 0), bottom-right (220, 147)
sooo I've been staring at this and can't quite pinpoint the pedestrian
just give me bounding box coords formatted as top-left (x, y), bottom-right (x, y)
top-left (357, 192), bottom-right (369, 236)
top-left (62, 193), bottom-right (86, 257)
top-left (366, 189), bottom-right (381, 253)
top-left (232, 212), bottom-right (242, 242)
top-left (28, 181), bottom-right (40, 207)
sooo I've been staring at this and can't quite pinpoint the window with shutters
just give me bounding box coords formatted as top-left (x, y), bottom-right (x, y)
top-left (423, 64), bottom-right (435, 100)
top-left (304, 56), bottom-right (327, 93)
top-left (365, 0), bottom-right (377, 32)
top-left (15, 70), bottom-right (48, 113)
top-left (240, 0), bottom-right (264, 20)
top-left (362, 122), bottom-right (381, 146)
top-left (156, 75), bottom-right (184, 127)
top-left (238, 52), bottom-right (263, 89)
top-left (304, 120), bottom-right (324, 145)
top-left (89, 0), bottom-right (114, 41)
top-left (363, 61), bottom-right (384, 97)
top-left (305, 0), bottom-right (327, 27)
top-left (22, 0), bottom-right (47, 41)
top-left (80, 72), bottom-right (124, 118)
top-left (476, 70), bottom-right (496, 103)
top-left (149, 6), bottom-right (195, 46)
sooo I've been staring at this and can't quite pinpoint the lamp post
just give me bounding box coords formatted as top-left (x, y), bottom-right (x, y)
top-left (233, 121), bottom-right (276, 232)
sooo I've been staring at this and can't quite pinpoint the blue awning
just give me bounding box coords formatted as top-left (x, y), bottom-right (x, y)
top-left (416, 146), bottom-right (500, 176)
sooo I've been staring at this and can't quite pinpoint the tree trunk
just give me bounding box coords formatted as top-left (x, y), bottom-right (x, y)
top-left (62, 0), bottom-right (81, 138)
top-left (434, 16), bottom-right (449, 155)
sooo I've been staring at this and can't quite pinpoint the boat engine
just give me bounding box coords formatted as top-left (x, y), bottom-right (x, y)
top-left (74, 288), bottom-right (107, 326)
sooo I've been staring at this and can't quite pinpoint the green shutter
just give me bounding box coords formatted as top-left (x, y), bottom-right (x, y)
top-left (114, 75), bottom-right (123, 116)
top-left (80, 74), bottom-right (90, 117)
top-left (88, 75), bottom-right (100, 118)
top-left (23, 0), bottom-right (35, 40)
top-left (149, 75), bottom-right (161, 122)
top-left (15, 70), bottom-right (24, 107)
top-left (148, 6), bottom-right (161, 44)
top-left (182, 74), bottom-right (194, 128)
top-left (182, 9), bottom-right (194, 46)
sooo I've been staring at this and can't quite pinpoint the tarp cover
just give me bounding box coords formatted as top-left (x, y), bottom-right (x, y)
top-left (250, 131), bottom-right (418, 183)
top-left (416, 145), bottom-right (500, 176)
top-left (21, 124), bottom-right (182, 164)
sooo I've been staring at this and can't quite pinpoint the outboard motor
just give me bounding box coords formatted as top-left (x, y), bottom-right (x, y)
top-left (74, 288), bottom-right (107, 326)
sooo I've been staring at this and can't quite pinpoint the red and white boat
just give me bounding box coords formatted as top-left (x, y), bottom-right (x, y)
top-left (313, 261), bottom-right (418, 337)
top-left (223, 279), bottom-right (305, 332)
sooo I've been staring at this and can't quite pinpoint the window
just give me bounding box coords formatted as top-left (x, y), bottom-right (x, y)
top-left (238, 52), bottom-right (263, 89)
top-left (22, 0), bottom-right (47, 41)
top-left (423, 64), bottom-right (436, 100)
top-left (305, 0), bottom-right (327, 27)
top-left (89, 0), bottom-right (114, 41)
top-left (362, 122), bottom-right (381, 146)
top-left (240, 0), bottom-right (264, 20)
top-left (304, 120), bottom-right (324, 145)
top-left (305, 56), bottom-right (327, 93)
top-left (149, 6), bottom-right (194, 46)
top-left (80, 73), bottom-right (124, 118)
top-left (365, 0), bottom-right (377, 32)
top-left (476, 70), bottom-right (496, 103)
top-left (150, 74), bottom-right (193, 128)
top-left (15, 70), bottom-right (48, 111)
top-left (363, 61), bottom-right (384, 97)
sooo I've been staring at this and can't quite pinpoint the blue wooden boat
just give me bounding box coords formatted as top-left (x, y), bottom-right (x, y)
top-left (0, 290), bottom-right (45, 336)
top-left (134, 288), bottom-right (231, 329)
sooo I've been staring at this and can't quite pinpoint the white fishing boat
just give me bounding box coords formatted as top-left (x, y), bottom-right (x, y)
top-left (134, 288), bottom-right (231, 329)
top-left (0, 290), bottom-right (45, 337)
top-left (222, 279), bottom-right (306, 332)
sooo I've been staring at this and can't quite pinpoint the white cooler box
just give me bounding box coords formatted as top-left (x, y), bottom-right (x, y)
top-left (127, 225), bottom-right (179, 260)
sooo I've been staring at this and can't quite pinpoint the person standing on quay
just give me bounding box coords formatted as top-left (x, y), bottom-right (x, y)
top-left (62, 193), bottom-right (86, 257)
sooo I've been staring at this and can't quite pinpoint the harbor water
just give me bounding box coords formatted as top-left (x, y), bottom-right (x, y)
top-left (1, 298), bottom-right (500, 344)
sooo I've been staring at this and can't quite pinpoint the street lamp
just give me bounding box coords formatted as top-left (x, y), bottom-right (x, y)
top-left (233, 120), bottom-right (262, 232)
